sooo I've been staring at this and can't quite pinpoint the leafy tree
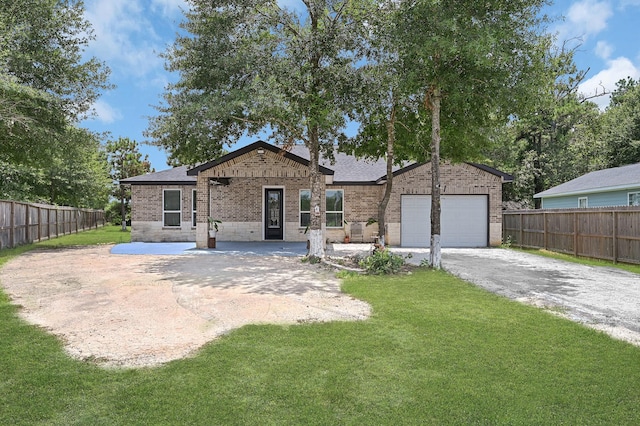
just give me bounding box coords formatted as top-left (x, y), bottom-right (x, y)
top-left (0, 0), bottom-right (113, 209)
top-left (0, 127), bottom-right (111, 209)
top-left (46, 128), bottom-right (111, 209)
top-left (148, 0), bottom-right (368, 257)
top-left (341, 2), bottom-right (422, 249)
top-left (601, 78), bottom-right (640, 167)
top-left (487, 43), bottom-right (606, 208)
top-left (106, 138), bottom-right (152, 231)
top-left (0, 0), bottom-right (111, 121)
top-left (392, 0), bottom-right (552, 268)
top-left (0, 75), bottom-right (67, 166)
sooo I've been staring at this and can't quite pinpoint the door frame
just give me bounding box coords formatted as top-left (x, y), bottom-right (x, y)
top-left (262, 186), bottom-right (285, 240)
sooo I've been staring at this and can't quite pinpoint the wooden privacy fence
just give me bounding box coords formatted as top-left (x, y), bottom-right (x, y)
top-left (0, 200), bottom-right (105, 250)
top-left (503, 207), bottom-right (640, 264)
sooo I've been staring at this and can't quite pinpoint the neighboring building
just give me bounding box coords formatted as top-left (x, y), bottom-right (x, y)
top-left (122, 141), bottom-right (512, 248)
top-left (534, 163), bottom-right (640, 209)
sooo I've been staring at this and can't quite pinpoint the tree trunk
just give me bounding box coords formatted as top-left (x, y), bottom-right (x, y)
top-left (307, 127), bottom-right (325, 258)
top-left (533, 133), bottom-right (543, 209)
top-left (377, 104), bottom-right (397, 248)
top-left (120, 186), bottom-right (127, 231)
top-left (428, 87), bottom-right (442, 269)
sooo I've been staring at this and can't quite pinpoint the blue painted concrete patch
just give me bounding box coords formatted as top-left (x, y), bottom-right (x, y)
top-left (110, 242), bottom-right (196, 255)
top-left (110, 241), bottom-right (309, 257)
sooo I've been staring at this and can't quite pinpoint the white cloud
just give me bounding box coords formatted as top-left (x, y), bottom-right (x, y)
top-left (620, 0), bottom-right (640, 8)
top-left (555, 0), bottom-right (613, 43)
top-left (595, 40), bottom-right (614, 59)
top-left (92, 100), bottom-right (123, 124)
top-left (580, 56), bottom-right (640, 109)
top-left (84, 0), bottom-right (169, 78)
top-left (151, 0), bottom-right (188, 18)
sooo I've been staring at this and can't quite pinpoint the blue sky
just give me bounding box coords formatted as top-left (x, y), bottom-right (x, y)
top-left (81, 0), bottom-right (640, 171)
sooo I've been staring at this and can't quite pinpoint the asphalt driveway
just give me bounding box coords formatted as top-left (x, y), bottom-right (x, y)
top-left (432, 248), bottom-right (640, 345)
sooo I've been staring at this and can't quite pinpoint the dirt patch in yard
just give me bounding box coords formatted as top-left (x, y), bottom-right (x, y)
top-left (0, 245), bottom-right (370, 368)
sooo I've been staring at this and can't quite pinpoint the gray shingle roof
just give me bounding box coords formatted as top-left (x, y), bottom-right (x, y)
top-left (534, 162), bottom-right (640, 198)
top-left (120, 141), bottom-right (512, 185)
top-left (121, 165), bottom-right (196, 185)
top-left (288, 145), bottom-right (407, 182)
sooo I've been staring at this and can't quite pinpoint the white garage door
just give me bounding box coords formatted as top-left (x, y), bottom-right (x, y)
top-left (401, 195), bottom-right (488, 247)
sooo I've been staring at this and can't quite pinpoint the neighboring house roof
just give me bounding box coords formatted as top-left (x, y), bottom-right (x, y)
top-left (121, 140), bottom-right (513, 185)
top-left (120, 165), bottom-right (196, 185)
top-left (534, 162), bottom-right (640, 199)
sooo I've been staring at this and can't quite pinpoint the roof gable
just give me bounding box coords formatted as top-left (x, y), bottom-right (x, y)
top-left (187, 141), bottom-right (333, 176)
top-left (535, 163), bottom-right (640, 198)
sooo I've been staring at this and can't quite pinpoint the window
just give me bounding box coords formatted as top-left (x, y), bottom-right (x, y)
top-left (299, 189), bottom-right (310, 227)
top-left (630, 192), bottom-right (640, 206)
top-left (163, 189), bottom-right (181, 227)
top-left (325, 189), bottom-right (344, 228)
top-left (578, 197), bottom-right (588, 208)
top-left (192, 189), bottom-right (197, 227)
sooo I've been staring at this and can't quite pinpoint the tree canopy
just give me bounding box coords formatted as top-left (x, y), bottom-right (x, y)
top-left (0, 0), bottom-right (113, 208)
top-left (106, 138), bottom-right (152, 230)
top-left (601, 78), bottom-right (640, 167)
top-left (0, 0), bottom-right (111, 122)
top-left (148, 0), bottom-right (369, 257)
top-left (381, 0), bottom-right (552, 267)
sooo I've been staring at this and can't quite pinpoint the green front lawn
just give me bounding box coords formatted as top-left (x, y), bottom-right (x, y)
top-left (1, 231), bottom-right (640, 424)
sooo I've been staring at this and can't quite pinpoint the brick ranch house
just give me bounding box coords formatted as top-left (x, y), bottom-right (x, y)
top-left (122, 141), bottom-right (512, 249)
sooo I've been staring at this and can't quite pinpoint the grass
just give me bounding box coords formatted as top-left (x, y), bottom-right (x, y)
top-left (2, 231), bottom-right (640, 424)
top-left (0, 225), bottom-right (130, 268)
top-left (507, 246), bottom-right (640, 275)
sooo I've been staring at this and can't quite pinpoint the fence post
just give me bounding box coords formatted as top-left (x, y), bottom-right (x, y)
top-left (47, 208), bottom-right (51, 240)
top-left (612, 211), bottom-right (618, 264)
top-left (519, 213), bottom-right (524, 248)
top-left (37, 206), bottom-right (41, 242)
top-left (25, 204), bottom-right (30, 243)
top-left (543, 212), bottom-right (548, 250)
top-left (10, 201), bottom-right (15, 248)
top-left (573, 212), bottom-right (578, 257)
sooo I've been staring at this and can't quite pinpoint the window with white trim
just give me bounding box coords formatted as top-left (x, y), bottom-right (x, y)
top-left (629, 192), bottom-right (640, 206)
top-left (578, 197), bottom-right (588, 208)
top-left (192, 189), bottom-right (197, 227)
top-left (325, 189), bottom-right (344, 228)
top-left (299, 189), bottom-right (310, 227)
top-left (163, 189), bottom-right (181, 227)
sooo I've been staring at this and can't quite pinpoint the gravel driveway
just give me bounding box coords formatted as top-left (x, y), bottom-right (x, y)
top-left (436, 248), bottom-right (640, 346)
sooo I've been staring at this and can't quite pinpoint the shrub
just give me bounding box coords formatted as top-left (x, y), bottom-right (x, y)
top-left (359, 249), bottom-right (405, 275)
top-left (105, 200), bottom-right (131, 226)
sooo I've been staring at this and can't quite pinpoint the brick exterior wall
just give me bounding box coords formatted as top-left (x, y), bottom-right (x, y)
top-left (195, 148), bottom-right (320, 247)
top-left (130, 184), bottom-right (196, 242)
top-left (385, 162), bottom-right (503, 245)
top-left (130, 149), bottom-right (504, 247)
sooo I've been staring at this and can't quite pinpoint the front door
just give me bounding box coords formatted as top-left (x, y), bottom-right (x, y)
top-left (265, 188), bottom-right (284, 240)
